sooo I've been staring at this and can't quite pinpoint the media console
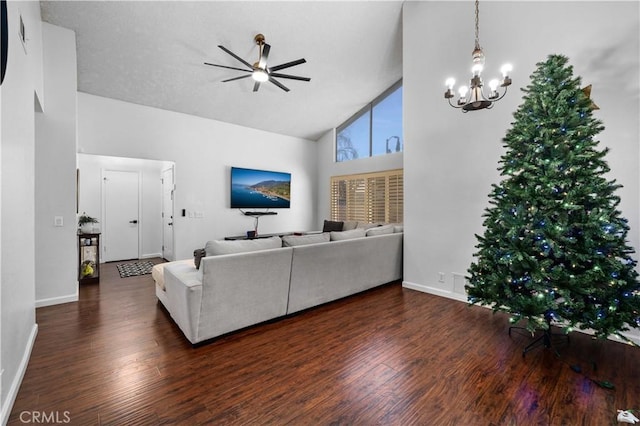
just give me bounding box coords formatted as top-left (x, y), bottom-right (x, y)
top-left (224, 231), bottom-right (293, 241)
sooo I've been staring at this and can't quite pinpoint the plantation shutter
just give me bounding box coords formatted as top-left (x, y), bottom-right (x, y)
top-left (330, 169), bottom-right (403, 223)
top-left (387, 173), bottom-right (403, 224)
top-left (330, 179), bottom-right (347, 221)
top-left (367, 175), bottom-right (386, 223)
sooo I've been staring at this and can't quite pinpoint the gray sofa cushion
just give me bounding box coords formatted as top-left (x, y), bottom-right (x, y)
top-left (205, 236), bottom-right (282, 256)
top-left (282, 233), bottom-right (330, 247)
top-left (356, 222), bottom-right (383, 230)
top-left (366, 224), bottom-right (395, 236)
top-left (330, 228), bottom-right (366, 241)
top-left (342, 220), bottom-right (358, 231)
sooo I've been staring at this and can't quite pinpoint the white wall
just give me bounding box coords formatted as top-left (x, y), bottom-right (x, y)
top-left (0, 1), bottom-right (43, 422)
top-left (315, 128), bottom-right (403, 228)
top-left (402, 2), bottom-right (639, 341)
top-left (77, 93), bottom-right (318, 260)
top-left (77, 154), bottom-right (172, 260)
top-left (34, 23), bottom-right (78, 308)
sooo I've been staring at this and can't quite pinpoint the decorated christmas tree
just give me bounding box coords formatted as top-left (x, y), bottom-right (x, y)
top-left (466, 54), bottom-right (640, 345)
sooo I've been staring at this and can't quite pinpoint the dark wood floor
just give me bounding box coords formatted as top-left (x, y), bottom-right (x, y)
top-left (9, 260), bottom-right (640, 425)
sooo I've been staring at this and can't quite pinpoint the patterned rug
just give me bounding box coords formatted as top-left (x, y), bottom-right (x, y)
top-left (117, 261), bottom-right (155, 278)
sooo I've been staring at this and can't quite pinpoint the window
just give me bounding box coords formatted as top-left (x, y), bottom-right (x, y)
top-left (336, 81), bottom-right (403, 162)
top-left (330, 169), bottom-right (403, 224)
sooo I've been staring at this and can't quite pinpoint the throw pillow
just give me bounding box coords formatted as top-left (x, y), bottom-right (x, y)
top-left (322, 220), bottom-right (344, 232)
top-left (366, 224), bottom-right (395, 236)
top-left (330, 228), bottom-right (366, 241)
top-left (193, 248), bottom-right (206, 269)
top-left (342, 220), bottom-right (358, 231)
top-left (204, 236), bottom-right (282, 256)
top-left (356, 222), bottom-right (383, 230)
top-left (282, 233), bottom-right (330, 247)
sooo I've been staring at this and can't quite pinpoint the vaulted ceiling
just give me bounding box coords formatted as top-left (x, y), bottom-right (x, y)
top-left (40, 1), bottom-right (404, 141)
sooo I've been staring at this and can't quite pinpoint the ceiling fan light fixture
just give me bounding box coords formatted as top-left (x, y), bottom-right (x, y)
top-left (252, 68), bottom-right (269, 82)
top-left (205, 33), bottom-right (309, 92)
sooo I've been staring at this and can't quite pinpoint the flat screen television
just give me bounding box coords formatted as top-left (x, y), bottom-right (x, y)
top-left (230, 167), bottom-right (291, 209)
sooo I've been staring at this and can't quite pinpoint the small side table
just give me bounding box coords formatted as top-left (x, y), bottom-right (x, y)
top-left (78, 233), bottom-right (100, 283)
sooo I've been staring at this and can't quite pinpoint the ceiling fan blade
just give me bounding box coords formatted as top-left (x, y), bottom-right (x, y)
top-left (268, 77), bottom-right (290, 92)
top-left (269, 58), bottom-right (306, 72)
top-left (222, 74), bottom-right (252, 83)
top-left (218, 45), bottom-right (254, 69)
top-left (204, 62), bottom-right (252, 73)
top-left (258, 43), bottom-right (270, 69)
top-left (270, 72), bottom-right (310, 82)
top-left (253, 81), bottom-right (261, 92)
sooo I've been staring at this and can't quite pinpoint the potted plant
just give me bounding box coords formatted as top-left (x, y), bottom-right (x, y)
top-left (78, 212), bottom-right (99, 234)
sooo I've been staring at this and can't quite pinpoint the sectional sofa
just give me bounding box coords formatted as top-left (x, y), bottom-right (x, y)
top-left (153, 224), bottom-right (403, 344)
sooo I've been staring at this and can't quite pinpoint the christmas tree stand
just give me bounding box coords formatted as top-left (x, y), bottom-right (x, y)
top-left (509, 317), bottom-right (570, 357)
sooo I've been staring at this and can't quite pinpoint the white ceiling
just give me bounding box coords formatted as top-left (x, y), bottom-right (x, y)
top-left (40, 1), bottom-right (404, 141)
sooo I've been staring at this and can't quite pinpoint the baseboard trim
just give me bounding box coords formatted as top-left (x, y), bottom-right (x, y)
top-left (1, 324), bottom-right (38, 426)
top-left (402, 280), bottom-right (640, 346)
top-left (140, 253), bottom-right (162, 260)
top-left (402, 280), bottom-right (468, 303)
top-left (36, 292), bottom-right (78, 308)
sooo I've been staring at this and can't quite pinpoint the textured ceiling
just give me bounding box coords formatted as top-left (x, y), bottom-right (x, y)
top-left (40, 1), bottom-right (404, 141)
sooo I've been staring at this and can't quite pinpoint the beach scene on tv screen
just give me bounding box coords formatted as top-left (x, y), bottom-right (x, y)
top-left (231, 168), bottom-right (291, 208)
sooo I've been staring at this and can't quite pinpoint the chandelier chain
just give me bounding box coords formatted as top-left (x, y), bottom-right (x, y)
top-left (474, 0), bottom-right (481, 50)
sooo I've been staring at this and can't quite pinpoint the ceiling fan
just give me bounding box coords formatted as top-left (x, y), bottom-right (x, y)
top-left (204, 34), bottom-right (310, 92)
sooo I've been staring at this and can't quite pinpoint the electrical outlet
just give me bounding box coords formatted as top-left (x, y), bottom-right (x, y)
top-left (438, 272), bottom-right (445, 283)
top-left (54, 216), bottom-right (64, 227)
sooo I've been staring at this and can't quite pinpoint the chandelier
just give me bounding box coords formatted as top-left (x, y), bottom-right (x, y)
top-left (444, 0), bottom-right (512, 112)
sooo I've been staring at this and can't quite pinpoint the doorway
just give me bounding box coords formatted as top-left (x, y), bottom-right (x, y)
top-left (103, 170), bottom-right (140, 262)
top-left (162, 167), bottom-right (175, 261)
top-left (78, 154), bottom-right (175, 262)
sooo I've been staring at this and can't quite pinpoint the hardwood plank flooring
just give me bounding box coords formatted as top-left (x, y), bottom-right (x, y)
top-left (8, 259), bottom-right (640, 425)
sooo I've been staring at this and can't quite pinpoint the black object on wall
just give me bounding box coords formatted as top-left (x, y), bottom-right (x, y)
top-left (1, 0), bottom-right (7, 85)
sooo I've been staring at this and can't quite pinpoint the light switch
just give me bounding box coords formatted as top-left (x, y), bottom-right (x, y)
top-left (54, 216), bottom-right (64, 227)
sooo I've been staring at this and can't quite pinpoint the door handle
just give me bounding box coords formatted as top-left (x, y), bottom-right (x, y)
top-left (129, 220), bottom-right (138, 224)
top-left (168, 222), bottom-right (173, 226)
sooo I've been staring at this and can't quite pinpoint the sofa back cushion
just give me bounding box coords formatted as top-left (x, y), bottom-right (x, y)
top-left (342, 220), bottom-right (358, 231)
top-left (356, 222), bottom-right (384, 230)
top-left (282, 233), bottom-right (330, 247)
top-left (205, 236), bottom-right (282, 256)
top-left (330, 228), bottom-right (366, 241)
top-left (366, 224), bottom-right (395, 237)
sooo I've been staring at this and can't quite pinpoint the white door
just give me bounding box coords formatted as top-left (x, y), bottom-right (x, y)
top-left (103, 170), bottom-right (140, 262)
top-left (162, 167), bottom-right (175, 261)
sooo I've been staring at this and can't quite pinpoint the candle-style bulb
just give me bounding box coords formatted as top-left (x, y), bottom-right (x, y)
top-left (501, 63), bottom-right (513, 77)
top-left (445, 78), bottom-right (455, 89)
